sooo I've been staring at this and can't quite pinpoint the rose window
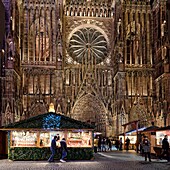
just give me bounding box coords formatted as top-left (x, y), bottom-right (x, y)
top-left (68, 27), bottom-right (108, 64)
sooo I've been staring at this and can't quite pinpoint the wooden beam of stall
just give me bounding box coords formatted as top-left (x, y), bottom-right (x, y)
top-left (123, 125), bottom-right (127, 149)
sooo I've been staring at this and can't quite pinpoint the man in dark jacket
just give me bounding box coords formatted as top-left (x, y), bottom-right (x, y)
top-left (48, 135), bottom-right (59, 162)
top-left (160, 135), bottom-right (169, 162)
top-left (60, 138), bottom-right (68, 162)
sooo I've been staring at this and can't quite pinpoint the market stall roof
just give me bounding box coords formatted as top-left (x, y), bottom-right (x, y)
top-left (0, 112), bottom-right (95, 130)
top-left (118, 127), bottom-right (146, 136)
top-left (142, 125), bottom-right (159, 132)
top-left (156, 126), bottom-right (170, 131)
top-left (122, 120), bottom-right (140, 127)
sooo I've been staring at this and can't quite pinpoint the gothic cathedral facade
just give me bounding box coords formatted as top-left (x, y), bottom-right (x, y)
top-left (0, 0), bottom-right (170, 137)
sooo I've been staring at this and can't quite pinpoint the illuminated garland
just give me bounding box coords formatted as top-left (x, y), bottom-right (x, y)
top-left (43, 114), bottom-right (61, 129)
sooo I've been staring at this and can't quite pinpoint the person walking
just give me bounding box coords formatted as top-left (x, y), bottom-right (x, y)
top-left (48, 136), bottom-right (58, 162)
top-left (142, 136), bottom-right (151, 162)
top-left (60, 138), bottom-right (68, 162)
top-left (160, 135), bottom-right (169, 162)
top-left (101, 138), bottom-right (106, 152)
top-left (125, 137), bottom-right (130, 151)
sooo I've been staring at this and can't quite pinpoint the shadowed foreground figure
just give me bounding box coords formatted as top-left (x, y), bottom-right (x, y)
top-left (160, 135), bottom-right (170, 162)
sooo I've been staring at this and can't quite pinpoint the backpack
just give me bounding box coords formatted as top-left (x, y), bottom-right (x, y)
top-left (143, 139), bottom-right (149, 146)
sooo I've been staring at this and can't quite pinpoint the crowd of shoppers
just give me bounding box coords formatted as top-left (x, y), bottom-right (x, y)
top-left (48, 133), bottom-right (170, 163)
top-left (94, 136), bottom-right (112, 152)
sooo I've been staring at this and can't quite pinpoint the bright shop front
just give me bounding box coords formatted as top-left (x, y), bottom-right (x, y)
top-left (153, 126), bottom-right (170, 157)
top-left (119, 127), bottom-right (146, 150)
top-left (141, 125), bottom-right (159, 154)
top-left (0, 112), bottom-right (94, 161)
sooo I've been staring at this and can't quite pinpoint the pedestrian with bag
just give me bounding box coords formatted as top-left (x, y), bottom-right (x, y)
top-left (142, 136), bottom-right (151, 162)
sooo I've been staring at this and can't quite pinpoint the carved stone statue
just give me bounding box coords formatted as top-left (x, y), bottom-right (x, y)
top-left (161, 20), bottom-right (166, 37)
top-left (117, 18), bottom-right (121, 35)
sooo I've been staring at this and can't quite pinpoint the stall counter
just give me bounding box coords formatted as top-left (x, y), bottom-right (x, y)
top-left (8, 130), bottom-right (94, 160)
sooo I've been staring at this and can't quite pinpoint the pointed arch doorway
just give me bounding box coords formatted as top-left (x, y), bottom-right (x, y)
top-left (130, 103), bottom-right (151, 128)
top-left (71, 94), bottom-right (107, 136)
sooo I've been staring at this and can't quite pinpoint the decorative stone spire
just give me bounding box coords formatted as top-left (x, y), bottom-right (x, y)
top-left (49, 103), bottom-right (55, 112)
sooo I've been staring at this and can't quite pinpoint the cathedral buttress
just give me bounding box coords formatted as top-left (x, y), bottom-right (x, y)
top-left (20, 0), bottom-right (63, 118)
top-left (1, 0), bottom-right (21, 126)
top-left (113, 0), bottom-right (154, 135)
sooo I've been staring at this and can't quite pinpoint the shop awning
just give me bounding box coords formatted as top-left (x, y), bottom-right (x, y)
top-left (0, 112), bottom-right (95, 130)
top-left (142, 125), bottom-right (159, 132)
top-left (122, 120), bottom-right (140, 127)
top-left (156, 126), bottom-right (170, 131)
top-left (118, 127), bottom-right (146, 136)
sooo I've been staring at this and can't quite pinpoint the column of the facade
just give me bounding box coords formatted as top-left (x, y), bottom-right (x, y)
top-left (130, 11), bottom-right (133, 66)
top-left (146, 12), bottom-right (150, 64)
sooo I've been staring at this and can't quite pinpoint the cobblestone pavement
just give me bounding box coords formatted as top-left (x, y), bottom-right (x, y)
top-left (0, 151), bottom-right (169, 170)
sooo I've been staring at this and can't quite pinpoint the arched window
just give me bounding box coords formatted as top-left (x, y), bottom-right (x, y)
top-left (35, 17), bottom-right (50, 61)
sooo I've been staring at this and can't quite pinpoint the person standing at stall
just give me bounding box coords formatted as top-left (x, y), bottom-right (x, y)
top-left (119, 137), bottom-right (123, 151)
top-left (160, 135), bottom-right (170, 162)
top-left (48, 135), bottom-right (59, 162)
top-left (125, 137), bottom-right (130, 151)
top-left (60, 138), bottom-right (68, 162)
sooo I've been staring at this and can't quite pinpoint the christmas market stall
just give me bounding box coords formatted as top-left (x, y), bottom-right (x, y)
top-left (119, 119), bottom-right (145, 151)
top-left (141, 125), bottom-right (159, 154)
top-left (153, 126), bottom-right (170, 157)
top-left (118, 127), bottom-right (146, 150)
top-left (0, 112), bottom-right (95, 161)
